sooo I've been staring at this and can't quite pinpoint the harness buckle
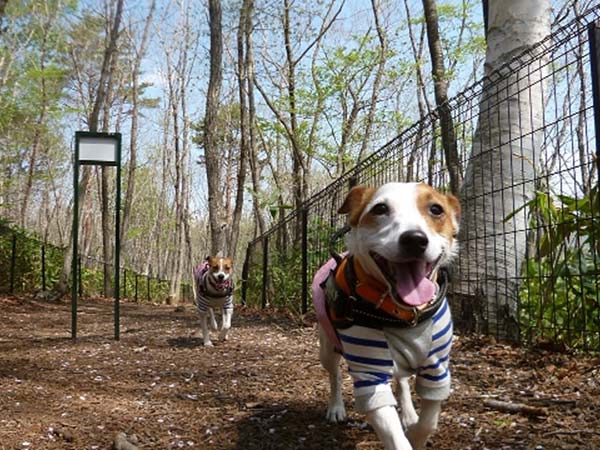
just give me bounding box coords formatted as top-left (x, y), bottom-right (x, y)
top-left (409, 307), bottom-right (420, 327)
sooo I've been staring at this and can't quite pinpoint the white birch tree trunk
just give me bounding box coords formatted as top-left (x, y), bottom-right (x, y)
top-left (456, 0), bottom-right (551, 340)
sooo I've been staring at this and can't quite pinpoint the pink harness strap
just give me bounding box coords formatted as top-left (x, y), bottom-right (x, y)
top-left (312, 255), bottom-right (346, 352)
top-left (194, 261), bottom-right (209, 295)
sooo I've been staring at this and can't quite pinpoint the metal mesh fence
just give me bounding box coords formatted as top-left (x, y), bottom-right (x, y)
top-left (242, 8), bottom-right (600, 351)
top-left (0, 224), bottom-right (194, 304)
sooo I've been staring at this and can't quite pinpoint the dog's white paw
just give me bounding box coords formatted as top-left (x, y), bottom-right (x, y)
top-left (400, 408), bottom-right (419, 430)
top-left (325, 403), bottom-right (347, 423)
top-left (203, 340), bottom-right (214, 347)
top-left (219, 331), bottom-right (229, 341)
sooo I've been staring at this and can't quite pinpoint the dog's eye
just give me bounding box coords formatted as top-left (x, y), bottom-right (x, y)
top-left (225, 265), bottom-right (231, 271)
top-left (429, 204), bottom-right (444, 216)
top-left (371, 203), bottom-right (389, 215)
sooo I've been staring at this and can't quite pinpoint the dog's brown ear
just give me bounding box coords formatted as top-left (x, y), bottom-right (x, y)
top-left (339, 185), bottom-right (375, 226)
top-left (445, 193), bottom-right (461, 223)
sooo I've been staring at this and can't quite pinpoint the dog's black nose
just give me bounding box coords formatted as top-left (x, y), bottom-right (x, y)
top-left (218, 274), bottom-right (225, 280)
top-left (399, 230), bottom-right (428, 256)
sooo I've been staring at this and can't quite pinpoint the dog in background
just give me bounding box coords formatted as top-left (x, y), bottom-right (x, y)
top-left (313, 182), bottom-right (460, 450)
top-left (192, 254), bottom-right (234, 347)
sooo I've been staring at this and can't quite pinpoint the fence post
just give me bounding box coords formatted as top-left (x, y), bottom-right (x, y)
top-left (588, 20), bottom-right (600, 183)
top-left (9, 233), bottom-right (16, 293)
top-left (135, 273), bottom-right (139, 303)
top-left (41, 244), bottom-right (46, 292)
top-left (146, 275), bottom-right (150, 302)
top-left (261, 235), bottom-right (269, 309)
top-left (301, 208), bottom-right (309, 314)
top-left (240, 243), bottom-right (251, 306)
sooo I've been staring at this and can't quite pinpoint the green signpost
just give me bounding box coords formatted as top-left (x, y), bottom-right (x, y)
top-left (72, 131), bottom-right (122, 340)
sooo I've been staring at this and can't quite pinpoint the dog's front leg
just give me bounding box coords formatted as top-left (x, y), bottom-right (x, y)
top-left (396, 375), bottom-right (418, 430)
top-left (219, 308), bottom-right (232, 341)
top-left (405, 399), bottom-right (441, 450)
top-left (366, 405), bottom-right (413, 450)
top-left (200, 313), bottom-right (213, 347)
top-left (208, 308), bottom-right (218, 331)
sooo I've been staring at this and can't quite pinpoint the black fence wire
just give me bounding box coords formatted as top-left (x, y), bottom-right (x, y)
top-left (241, 9), bottom-right (600, 351)
top-left (0, 224), bottom-right (193, 304)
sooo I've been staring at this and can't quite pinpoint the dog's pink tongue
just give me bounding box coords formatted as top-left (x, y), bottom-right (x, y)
top-left (393, 261), bottom-right (435, 306)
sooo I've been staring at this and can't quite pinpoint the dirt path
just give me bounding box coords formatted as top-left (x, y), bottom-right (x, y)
top-left (0, 295), bottom-right (598, 450)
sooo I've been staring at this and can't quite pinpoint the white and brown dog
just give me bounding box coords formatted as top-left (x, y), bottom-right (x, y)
top-left (313, 182), bottom-right (460, 450)
top-left (193, 254), bottom-right (234, 347)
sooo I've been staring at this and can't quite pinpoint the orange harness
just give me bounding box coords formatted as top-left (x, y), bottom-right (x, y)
top-left (328, 256), bottom-right (447, 328)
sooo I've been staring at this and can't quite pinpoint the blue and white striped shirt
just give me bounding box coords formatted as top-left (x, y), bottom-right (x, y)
top-left (196, 294), bottom-right (233, 313)
top-left (337, 298), bottom-right (453, 413)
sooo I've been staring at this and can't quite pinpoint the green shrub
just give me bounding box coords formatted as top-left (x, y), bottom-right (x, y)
top-left (518, 188), bottom-right (600, 349)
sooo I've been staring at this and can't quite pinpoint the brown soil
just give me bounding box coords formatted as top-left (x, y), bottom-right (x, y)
top-left (0, 294), bottom-right (598, 450)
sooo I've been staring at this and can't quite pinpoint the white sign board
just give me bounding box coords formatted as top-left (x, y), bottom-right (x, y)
top-left (79, 136), bottom-right (117, 163)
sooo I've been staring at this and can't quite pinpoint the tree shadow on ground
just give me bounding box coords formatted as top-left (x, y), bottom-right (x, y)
top-left (233, 400), bottom-right (365, 450)
top-left (166, 336), bottom-right (205, 348)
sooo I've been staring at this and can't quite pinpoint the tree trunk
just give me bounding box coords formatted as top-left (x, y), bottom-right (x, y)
top-left (229, 0), bottom-right (253, 261)
top-left (21, 110), bottom-right (46, 228)
top-left (120, 0), bottom-right (156, 251)
top-left (204, 0), bottom-right (225, 255)
top-left (54, 0), bottom-right (124, 297)
top-left (244, 0), bottom-right (265, 237)
top-left (356, 0), bottom-right (388, 162)
top-left (282, 0), bottom-right (311, 242)
top-left (89, 0), bottom-right (123, 132)
top-left (573, 0), bottom-right (591, 195)
top-left (455, 0), bottom-right (550, 340)
top-left (164, 0), bottom-right (193, 304)
top-left (145, 106), bottom-right (170, 276)
top-left (20, 16), bottom-right (51, 227)
top-left (167, 59), bottom-right (182, 303)
top-left (403, 0), bottom-right (433, 182)
top-left (99, 12), bottom-right (122, 298)
top-left (174, 11), bottom-right (191, 303)
top-left (422, 0), bottom-right (461, 194)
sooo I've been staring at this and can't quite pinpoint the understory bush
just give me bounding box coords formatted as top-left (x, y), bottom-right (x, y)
top-left (518, 188), bottom-right (600, 350)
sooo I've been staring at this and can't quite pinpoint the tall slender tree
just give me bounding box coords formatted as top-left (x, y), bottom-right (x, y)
top-left (120, 0), bottom-right (156, 252)
top-left (243, 0), bottom-right (266, 238)
top-left (54, 0), bottom-right (124, 296)
top-left (204, 0), bottom-right (225, 255)
top-left (422, 0), bottom-right (461, 194)
top-left (230, 0), bottom-right (253, 261)
top-left (456, 0), bottom-right (551, 339)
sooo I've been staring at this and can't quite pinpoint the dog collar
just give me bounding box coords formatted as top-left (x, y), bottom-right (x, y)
top-left (333, 255), bottom-right (447, 326)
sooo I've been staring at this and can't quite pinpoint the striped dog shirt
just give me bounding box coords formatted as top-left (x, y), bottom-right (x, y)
top-left (338, 298), bottom-right (453, 413)
top-left (196, 293), bottom-right (233, 313)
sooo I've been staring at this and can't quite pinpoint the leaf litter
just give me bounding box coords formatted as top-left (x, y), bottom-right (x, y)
top-left (0, 294), bottom-right (598, 449)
